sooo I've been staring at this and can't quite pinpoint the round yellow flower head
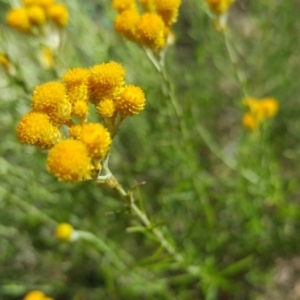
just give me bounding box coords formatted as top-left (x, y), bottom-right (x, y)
top-left (32, 81), bottom-right (72, 125)
top-left (47, 4), bottom-right (69, 27)
top-left (80, 123), bottom-right (112, 159)
top-left (153, 0), bottom-right (181, 26)
top-left (61, 68), bottom-right (89, 104)
top-left (61, 68), bottom-right (89, 89)
top-left (260, 97), bottom-right (279, 119)
top-left (26, 5), bottom-right (46, 26)
top-left (112, 0), bottom-right (136, 12)
top-left (206, 0), bottom-right (234, 15)
top-left (89, 61), bottom-right (125, 103)
top-left (116, 85), bottom-right (146, 117)
top-left (97, 98), bottom-right (116, 119)
top-left (23, 290), bottom-right (53, 300)
top-left (69, 124), bottom-right (82, 139)
top-left (17, 112), bottom-right (61, 149)
top-left (135, 13), bottom-right (166, 50)
top-left (47, 139), bottom-right (92, 182)
top-left (6, 8), bottom-right (31, 33)
top-left (55, 223), bottom-right (74, 241)
top-left (72, 100), bottom-right (89, 122)
top-left (242, 112), bottom-right (257, 131)
top-left (114, 9), bottom-right (140, 41)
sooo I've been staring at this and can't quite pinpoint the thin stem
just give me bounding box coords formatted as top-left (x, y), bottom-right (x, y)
top-left (113, 180), bottom-right (183, 262)
top-left (145, 49), bottom-right (215, 227)
top-left (223, 29), bottom-right (248, 97)
top-left (76, 230), bottom-right (127, 271)
top-left (195, 121), bottom-right (259, 184)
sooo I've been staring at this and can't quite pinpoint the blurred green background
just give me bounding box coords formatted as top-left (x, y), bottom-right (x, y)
top-left (1, 0), bottom-right (300, 299)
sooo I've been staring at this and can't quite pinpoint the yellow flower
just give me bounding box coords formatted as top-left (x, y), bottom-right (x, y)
top-left (47, 4), bottom-right (69, 27)
top-left (260, 97), bottom-right (279, 119)
top-left (72, 100), bottom-right (89, 122)
top-left (31, 81), bottom-right (72, 125)
top-left (135, 13), bottom-right (166, 50)
top-left (97, 98), bottom-right (116, 118)
top-left (89, 61), bottom-right (125, 103)
top-left (17, 112), bottom-right (61, 149)
top-left (112, 0), bottom-right (136, 12)
top-left (6, 8), bottom-right (31, 33)
top-left (27, 5), bottom-right (46, 26)
top-left (68, 124), bottom-right (82, 139)
top-left (61, 68), bottom-right (89, 104)
top-left (80, 123), bottom-right (112, 159)
top-left (153, 0), bottom-right (181, 26)
top-left (116, 85), bottom-right (146, 116)
top-left (243, 96), bottom-right (279, 122)
top-left (23, 290), bottom-right (53, 300)
top-left (206, 0), bottom-right (234, 15)
top-left (47, 139), bottom-right (92, 182)
top-left (55, 223), bottom-right (74, 241)
top-left (242, 112), bottom-right (257, 131)
top-left (114, 9), bottom-right (140, 41)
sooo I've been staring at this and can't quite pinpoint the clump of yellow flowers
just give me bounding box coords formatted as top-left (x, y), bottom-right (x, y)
top-left (242, 97), bottom-right (279, 131)
top-left (23, 290), bottom-right (53, 300)
top-left (6, 0), bottom-right (68, 33)
top-left (112, 0), bottom-right (182, 52)
top-left (16, 61), bottom-right (146, 183)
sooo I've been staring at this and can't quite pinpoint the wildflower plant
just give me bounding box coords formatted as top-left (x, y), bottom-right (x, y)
top-left (2, 0), bottom-right (300, 299)
top-left (17, 61), bottom-right (146, 182)
top-left (113, 0), bottom-right (181, 55)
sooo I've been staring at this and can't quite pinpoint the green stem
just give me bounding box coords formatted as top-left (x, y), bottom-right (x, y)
top-left (145, 48), bottom-right (215, 227)
top-left (223, 29), bottom-right (248, 97)
top-left (195, 122), bottom-right (259, 184)
top-left (76, 230), bottom-right (127, 271)
top-left (113, 179), bottom-right (184, 264)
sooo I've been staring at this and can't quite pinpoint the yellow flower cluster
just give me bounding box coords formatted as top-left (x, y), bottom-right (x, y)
top-left (206, 0), bottom-right (234, 16)
top-left (242, 97), bottom-right (279, 131)
top-left (23, 290), bottom-right (53, 300)
top-left (6, 0), bottom-right (68, 33)
top-left (113, 0), bottom-right (181, 51)
top-left (17, 61), bottom-right (146, 182)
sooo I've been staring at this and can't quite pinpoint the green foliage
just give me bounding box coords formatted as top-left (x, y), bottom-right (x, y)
top-left (1, 0), bottom-right (300, 299)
